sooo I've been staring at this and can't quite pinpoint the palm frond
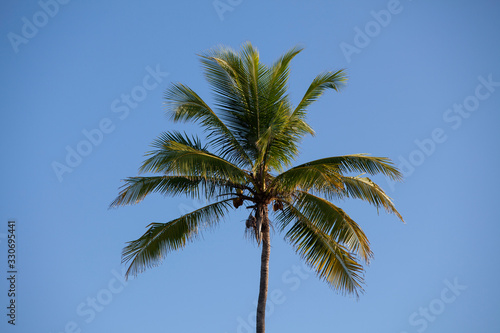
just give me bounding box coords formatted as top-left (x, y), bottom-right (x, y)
top-left (271, 163), bottom-right (344, 194)
top-left (293, 70), bottom-right (347, 118)
top-left (165, 83), bottom-right (252, 167)
top-left (266, 46), bottom-right (303, 106)
top-left (335, 176), bottom-right (404, 222)
top-left (274, 191), bottom-right (372, 262)
top-left (110, 176), bottom-right (204, 207)
top-left (199, 45), bottom-right (254, 152)
top-left (252, 46), bottom-right (316, 172)
top-left (254, 101), bottom-right (296, 171)
top-left (122, 199), bottom-right (232, 279)
top-left (294, 191), bottom-right (372, 262)
top-left (138, 131), bottom-right (248, 184)
top-left (200, 43), bottom-right (305, 168)
top-left (274, 154), bottom-right (403, 187)
top-left (275, 202), bottom-right (364, 296)
top-left (109, 175), bottom-right (245, 208)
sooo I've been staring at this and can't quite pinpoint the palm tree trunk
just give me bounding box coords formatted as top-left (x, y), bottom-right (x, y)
top-left (256, 205), bottom-right (270, 333)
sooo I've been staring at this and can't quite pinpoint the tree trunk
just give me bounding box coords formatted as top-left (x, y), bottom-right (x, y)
top-left (256, 205), bottom-right (270, 333)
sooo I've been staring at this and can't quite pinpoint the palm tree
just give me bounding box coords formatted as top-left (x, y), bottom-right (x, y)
top-left (110, 42), bottom-right (404, 333)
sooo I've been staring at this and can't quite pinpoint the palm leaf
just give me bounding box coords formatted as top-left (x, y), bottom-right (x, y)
top-left (293, 70), bottom-right (347, 118)
top-left (275, 202), bottom-right (365, 296)
top-left (335, 176), bottom-right (404, 222)
top-left (274, 154), bottom-right (403, 188)
top-left (109, 175), bottom-right (244, 207)
top-left (199, 45), bottom-right (254, 151)
top-left (122, 199), bottom-right (232, 278)
top-left (278, 191), bottom-right (372, 262)
top-left (272, 163), bottom-right (344, 194)
top-left (139, 131), bottom-right (248, 183)
top-left (165, 83), bottom-right (252, 167)
top-left (110, 176), bottom-right (204, 207)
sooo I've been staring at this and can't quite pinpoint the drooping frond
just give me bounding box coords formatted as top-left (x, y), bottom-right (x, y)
top-left (122, 199), bottom-right (232, 279)
top-left (334, 176), bottom-right (404, 222)
top-left (274, 191), bottom-right (372, 262)
top-left (294, 191), bottom-right (372, 262)
top-left (139, 131), bottom-right (248, 184)
top-left (275, 202), bottom-right (365, 296)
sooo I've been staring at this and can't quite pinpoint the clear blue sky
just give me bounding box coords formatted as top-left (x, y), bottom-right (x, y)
top-left (1, 0), bottom-right (499, 332)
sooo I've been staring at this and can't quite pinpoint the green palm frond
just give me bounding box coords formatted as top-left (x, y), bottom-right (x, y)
top-left (276, 203), bottom-right (364, 296)
top-left (335, 176), bottom-right (404, 222)
top-left (165, 83), bottom-right (252, 167)
top-left (277, 191), bottom-right (372, 262)
top-left (318, 154), bottom-right (403, 180)
top-left (200, 43), bottom-right (310, 169)
top-left (251, 46), bottom-right (318, 172)
top-left (109, 175), bottom-right (244, 208)
top-left (199, 45), bottom-right (253, 145)
top-left (265, 46), bottom-right (303, 107)
top-left (110, 176), bottom-right (204, 207)
top-left (272, 162), bottom-right (344, 194)
top-left (254, 103), bottom-right (314, 172)
top-left (122, 199), bottom-right (232, 279)
top-left (295, 191), bottom-right (372, 262)
top-left (254, 101), bottom-right (296, 171)
top-left (274, 154), bottom-right (403, 188)
top-left (139, 131), bottom-right (248, 183)
top-left (293, 70), bottom-right (347, 118)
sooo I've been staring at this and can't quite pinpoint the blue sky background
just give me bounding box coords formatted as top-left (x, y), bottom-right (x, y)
top-left (1, 0), bottom-right (499, 332)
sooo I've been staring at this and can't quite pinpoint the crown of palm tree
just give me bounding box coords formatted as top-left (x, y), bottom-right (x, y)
top-left (111, 42), bottom-right (404, 297)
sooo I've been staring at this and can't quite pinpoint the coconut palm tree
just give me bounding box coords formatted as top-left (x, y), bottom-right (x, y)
top-left (110, 42), bottom-right (404, 333)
